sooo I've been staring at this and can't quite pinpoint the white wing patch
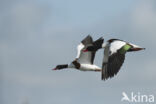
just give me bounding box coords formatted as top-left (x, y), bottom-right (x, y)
top-left (76, 43), bottom-right (85, 59)
top-left (110, 41), bottom-right (126, 55)
top-left (76, 43), bottom-right (93, 64)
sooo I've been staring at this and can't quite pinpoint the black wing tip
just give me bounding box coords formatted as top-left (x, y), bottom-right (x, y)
top-left (93, 37), bottom-right (104, 48)
top-left (86, 34), bottom-right (92, 38)
top-left (101, 74), bottom-right (116, 81)
top-left (83, 35), bottom-right (92, 40)
top-left (100, 37), bottom-right (104, 39)
top-left (101, 73), bottom-right (113, 80)
top-left (81, 35), bottom-right (93, 45)
top-left (101, 67), bottom-right (123, 81)
top-left (98, 37), bottom-right (104, 41)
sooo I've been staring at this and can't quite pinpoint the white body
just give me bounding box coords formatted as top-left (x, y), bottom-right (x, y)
top-left (68, 63), bottom-right (101, 71)
top-left (79, 64), bottom-right (101, 71)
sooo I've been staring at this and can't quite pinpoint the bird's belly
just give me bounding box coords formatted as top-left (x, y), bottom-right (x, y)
top-left (79, 64), bottom-right (101, 71)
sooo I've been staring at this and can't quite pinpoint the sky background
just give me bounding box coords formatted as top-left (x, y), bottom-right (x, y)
top-left (0, 0), bottom-right (156, 104)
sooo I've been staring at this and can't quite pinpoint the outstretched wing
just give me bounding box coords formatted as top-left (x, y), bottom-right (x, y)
top-left (76, 35), bottom-right (94, 64)
top-left (101, 40), bottom-right (126, 80)
top-left (90, 37), bottom-right (104, 64)
top-left (93, 37), bottom-right (104, 51)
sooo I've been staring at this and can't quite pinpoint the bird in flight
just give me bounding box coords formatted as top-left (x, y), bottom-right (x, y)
top-left (84, 38), bottom-right (145, 80)
top-left (53, 35), bottom-right (103, 72)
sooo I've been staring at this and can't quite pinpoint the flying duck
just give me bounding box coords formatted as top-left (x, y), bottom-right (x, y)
top-left (84, 38), bottom-right (145, 80)
top-left (53, 35), bottom-right (104, 72)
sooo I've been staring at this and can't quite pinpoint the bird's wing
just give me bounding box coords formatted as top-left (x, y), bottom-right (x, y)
top-left (90, 37), bottom-right (104, 64)
top-left (93, 37), bottom-right (104, 50)
top-left (93, 37), bottom-right (104, 47)
top-left (76, 35), bottom-right (94, 64)
top-left (102, 40), bottom-right (126, 80)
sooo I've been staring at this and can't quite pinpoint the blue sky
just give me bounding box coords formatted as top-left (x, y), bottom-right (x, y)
top-left (0, 0), bottom-right (156, 104)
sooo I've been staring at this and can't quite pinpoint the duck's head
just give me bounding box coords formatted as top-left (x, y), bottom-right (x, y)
top-left (53, 65), bottom-right (61, 70)
top-left (52, 64), bottom-right (68, 70)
